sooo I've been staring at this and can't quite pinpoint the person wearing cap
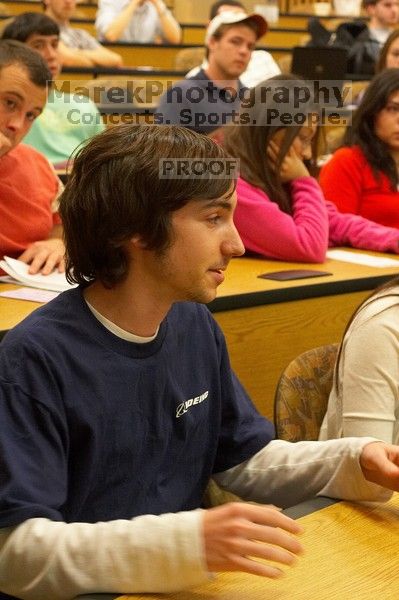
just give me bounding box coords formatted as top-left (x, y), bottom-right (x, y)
top-left (186, 1), bottom-right (280, 88)
top-left (156, 10), bottom-right (267, 134)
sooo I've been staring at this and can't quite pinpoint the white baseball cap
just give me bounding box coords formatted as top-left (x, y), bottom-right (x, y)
top-left (205, 10), bottom-right (268, 44)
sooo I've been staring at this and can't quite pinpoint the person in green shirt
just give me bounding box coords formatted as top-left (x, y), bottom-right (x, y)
top-left (2, 12), bottom-right (105, 166)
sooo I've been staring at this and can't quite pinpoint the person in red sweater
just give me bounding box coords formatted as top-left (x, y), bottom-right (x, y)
top-left (0, 39), bottom-right (64, 274)
top-left (319, 69), bottom-right (399, 230)
top-left (223, 75), bottom-right (399, 262)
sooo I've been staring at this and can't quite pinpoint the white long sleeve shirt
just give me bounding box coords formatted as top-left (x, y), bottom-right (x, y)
top-left (0, 436), bottom-right (390, 600)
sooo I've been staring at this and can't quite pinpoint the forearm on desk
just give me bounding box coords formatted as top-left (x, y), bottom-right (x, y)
top-left (0, 511), bottom-right (208, 600)
top-left (214, 437), bottom-right (392, 508)
top-left (234, 177), bottom-right (329, 262)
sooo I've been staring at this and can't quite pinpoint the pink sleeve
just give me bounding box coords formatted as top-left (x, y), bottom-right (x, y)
top-left (234, 177), bottom-right (329, 263)
top-left (327, 201), bottom-right (399, 253)
top-left (319, 148), bottom-right (363, 214)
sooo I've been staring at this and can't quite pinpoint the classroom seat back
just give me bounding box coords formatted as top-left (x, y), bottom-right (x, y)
top-left (273, 343), bottom-right (339, 442)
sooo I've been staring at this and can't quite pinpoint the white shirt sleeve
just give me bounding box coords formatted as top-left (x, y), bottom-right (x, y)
top-left (0, 437), bottom-right (392, 599)
top-left (95, 0), bottom-right (126, 38)
top-left (0, 511), bottom-right (208, 600)
top-left (214, 437), bottom-right (392, 507)
top-left (320, 296), bottom-right (399, 443)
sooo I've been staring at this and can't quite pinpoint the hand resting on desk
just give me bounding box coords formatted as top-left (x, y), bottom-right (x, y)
top-left (18, 237), bottom-right (65, 275)
top-left (203, 503), bottom-right (303, 578)
top-left (203, 441), bottom-right (399, 582)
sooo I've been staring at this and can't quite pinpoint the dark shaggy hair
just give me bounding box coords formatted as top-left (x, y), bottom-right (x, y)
top-left (60, 124), bottom-right (236, 288)
top-left (2, 12), bottom-right (59, 42)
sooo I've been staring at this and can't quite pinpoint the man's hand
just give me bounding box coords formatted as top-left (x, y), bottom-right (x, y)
top-left (18, 238), bottom-right (65, 275)
top-left (203, 502), bottom-right (303, 578)
top-left (0, 131), bottom-right (12, 158)
top-left (360, 442), bottom-right (399, 491)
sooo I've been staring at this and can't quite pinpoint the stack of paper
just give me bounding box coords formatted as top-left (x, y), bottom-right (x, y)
top-left (326, 250), bottom-right (399, 268)
top-left (0, 256), bottom-right (76, 292)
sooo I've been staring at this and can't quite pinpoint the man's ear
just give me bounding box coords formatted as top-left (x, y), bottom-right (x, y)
top-left (207, 36), bottom-right (217, 54)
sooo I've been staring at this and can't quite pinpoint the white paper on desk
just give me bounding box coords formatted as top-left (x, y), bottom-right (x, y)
top-left (0, 256), bottom-right (76, 292)
top-left (0, 287), bottom-right (59, 303)
top-left (326, 249), bottom-right (399, 268)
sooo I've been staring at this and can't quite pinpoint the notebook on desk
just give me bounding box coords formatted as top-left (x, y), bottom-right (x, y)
top-left (291, 46), bottom-right (348, 82)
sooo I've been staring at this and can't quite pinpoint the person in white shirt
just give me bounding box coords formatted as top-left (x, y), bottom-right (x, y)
top-left (43, 0), bottom-right (123, 67)
top-left (95, 0), bottom-right (182, 44)
top-left (320, 276), bottom-right (399, 444)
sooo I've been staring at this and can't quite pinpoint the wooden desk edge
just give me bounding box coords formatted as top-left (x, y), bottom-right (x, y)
top-left (209, 273), bottom-right (394, 312)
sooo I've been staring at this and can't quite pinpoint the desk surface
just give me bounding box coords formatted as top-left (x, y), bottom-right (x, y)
top-left (210, 250), bottom-right (399, 311)
top-left (1, 251), bottom-right (398, 334)
top-left (77, 493), bottom-right (399, 600)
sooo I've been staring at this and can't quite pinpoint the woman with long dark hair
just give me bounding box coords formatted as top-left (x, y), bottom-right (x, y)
top-left (319, 274), bottom-right (399, 444)
top-left (376, 29), bottom-right (399, 72)
top-left (223, 75), bottom-right (399, 262)
top-left (319, 68), bottom-right (399, 228)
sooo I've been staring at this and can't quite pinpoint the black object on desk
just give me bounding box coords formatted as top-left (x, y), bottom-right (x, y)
top-left (258, 269), bottom-right (332, 281)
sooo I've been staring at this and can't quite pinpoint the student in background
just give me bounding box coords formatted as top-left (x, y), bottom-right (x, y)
top-left (223, 75), bottom-right (399, 263)
top-left (157, 11), bottom-right (267, 134)
top-left (2, 124), bottom-right (399, 600)
top-left (185, 1), bottom-right (280, 88)
top-left (363, 0), bottom-right (399, 50)
top-left (1, 12), bottom-right (105, 166)
top-left (319, 275), bottom-right (399, 444)
top-left (43, 0), bottom-right (123, 67)
top-left (319, 69), bottom-right (399, 229)
top-left (0, 39), bottom-right (64, 274)
top-left (376, 28), bottom-right (399, 70)
top-left (96, 0), bottom-right (181, 44)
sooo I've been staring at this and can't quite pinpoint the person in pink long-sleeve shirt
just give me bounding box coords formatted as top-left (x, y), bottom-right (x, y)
top-left (223, 75), bottom-right (399, 262)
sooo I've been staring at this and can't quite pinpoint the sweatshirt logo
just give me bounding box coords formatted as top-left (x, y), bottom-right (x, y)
top-left (176, 391), bottom-right (209, 418)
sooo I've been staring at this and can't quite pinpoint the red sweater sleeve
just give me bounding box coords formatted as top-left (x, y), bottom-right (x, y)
top-left (234, 177), bottom-right (329, 263)
top-left (319, 147), bottom-right (364, 214)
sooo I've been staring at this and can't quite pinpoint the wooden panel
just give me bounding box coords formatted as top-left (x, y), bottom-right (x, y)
top-left (3, 0), bottom-right (97, 19)
top-left (181, 26), bottom-right (308, 46)
top-left (102, 44), bottom-right (185, 69)
top-left (214, 290), bottom-right (369, 420)
top-left (102, 44), bottom-right (292, 69)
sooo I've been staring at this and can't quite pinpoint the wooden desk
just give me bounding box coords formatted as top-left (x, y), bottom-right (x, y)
top-left (3, 0), bottom-right (97, 19)
top-left (210, 252), bottom-right (399, 419)
top-left (100, 43), bottom-right (292, 69)
top-left (181, 24), bottom-right (308, 46)
top-left (1, 251), bottom-right (398, 418)
top-left (77, 493), bottom-right (399, 600)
